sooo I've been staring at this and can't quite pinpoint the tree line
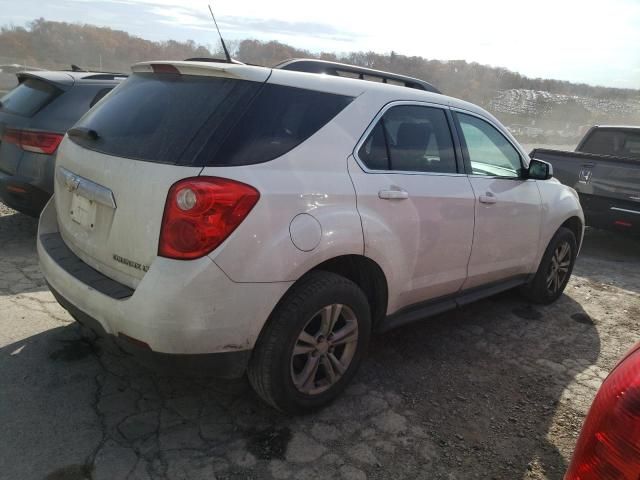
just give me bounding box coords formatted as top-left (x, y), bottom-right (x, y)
top-left (1, 19), bottom-right (638, 142)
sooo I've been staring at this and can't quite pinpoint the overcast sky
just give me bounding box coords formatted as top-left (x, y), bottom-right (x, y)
top-left (1, 0), bottom-right (639, 89)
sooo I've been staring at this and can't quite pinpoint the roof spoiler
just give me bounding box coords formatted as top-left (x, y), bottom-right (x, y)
top-left (184, 57), bottom-right (245, 65)
top-left (274, 59), bottom-right (441, 94)
top-left (131, 61), bottom-right (270, 83)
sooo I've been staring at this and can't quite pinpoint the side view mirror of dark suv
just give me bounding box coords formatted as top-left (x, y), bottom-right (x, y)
top-left (527, 158), bottom-right (553, 180)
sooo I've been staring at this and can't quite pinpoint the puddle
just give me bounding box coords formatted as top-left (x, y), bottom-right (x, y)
top-left (49, 339), bottom-right (95, 362)
top-left (246, 426), bottom-right (292, 460)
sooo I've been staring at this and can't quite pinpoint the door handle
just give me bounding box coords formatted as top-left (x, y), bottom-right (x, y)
top-left (379, 188), bottom-right (409, 200)
top-left (478, 193), bottom-right (497, 204)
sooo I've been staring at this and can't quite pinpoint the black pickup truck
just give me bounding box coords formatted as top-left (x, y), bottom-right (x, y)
top-left (531, 126), bottom-right (640, 234)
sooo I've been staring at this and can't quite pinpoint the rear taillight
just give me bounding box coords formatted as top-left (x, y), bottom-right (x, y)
top-left (614, 220), bottom-right (632, 228)
top-left (158, 177), bottom-right (259, 260)
top-left (565, 343), bottom-right (640, 479)
top-left (2, 128), bottom-right (64, 154)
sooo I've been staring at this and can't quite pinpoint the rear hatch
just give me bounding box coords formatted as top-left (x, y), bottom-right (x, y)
top-left (0, 73), bottom-right (67, 174)
top-left (54, 62), bottom-right (271, 288)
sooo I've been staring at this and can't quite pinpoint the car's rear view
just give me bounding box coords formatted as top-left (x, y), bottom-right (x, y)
top-left (0, 71), bottom-right (122, 216)
top-left (37, 60), bottom-right (357, 382)
top-left (0, 74), bottom-right (65, 214)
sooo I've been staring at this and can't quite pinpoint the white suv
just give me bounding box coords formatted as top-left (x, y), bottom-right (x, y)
top-left (37, 59), bottom-right (584, 413)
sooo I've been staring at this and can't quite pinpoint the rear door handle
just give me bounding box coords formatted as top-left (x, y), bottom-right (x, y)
top-left (379, 188), bottom-right (409, 200)
top-left (479, 193), bottom-right (497, 204)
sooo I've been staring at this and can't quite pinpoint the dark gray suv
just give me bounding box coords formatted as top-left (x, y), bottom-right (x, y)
top-left (0, 70), bottom-right (125, 216)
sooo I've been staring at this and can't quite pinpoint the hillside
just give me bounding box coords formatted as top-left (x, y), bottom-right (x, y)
top-left (1, 19), bottom-right (639, 145)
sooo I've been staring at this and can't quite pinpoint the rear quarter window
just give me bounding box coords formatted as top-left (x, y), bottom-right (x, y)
top-left (201, 84), bottom-right (353, 166)
top-left (0, 78), bottom-right (61, 117)
top-left (89, 88), bottom-right (113, 108)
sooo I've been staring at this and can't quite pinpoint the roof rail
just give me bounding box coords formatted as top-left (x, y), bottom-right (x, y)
top-left (274, 59), bottom-right (440, 94)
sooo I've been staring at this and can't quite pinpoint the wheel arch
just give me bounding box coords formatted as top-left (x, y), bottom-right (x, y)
top-left (560, 216), bottom-right (584, 250)
top-left (309, 255), bottom-right (389, 330)
top-left (256, 254), bottom-right (389, 344)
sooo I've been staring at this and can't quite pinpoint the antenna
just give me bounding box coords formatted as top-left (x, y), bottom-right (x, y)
top-left (208, 4), bottom-right (232, 63)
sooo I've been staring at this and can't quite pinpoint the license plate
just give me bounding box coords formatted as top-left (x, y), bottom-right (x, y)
top-left (70, 193), bottom-right (97, 229)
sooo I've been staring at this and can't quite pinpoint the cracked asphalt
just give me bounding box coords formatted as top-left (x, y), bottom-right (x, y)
top-left (1, 202), bottom-right (639, 480)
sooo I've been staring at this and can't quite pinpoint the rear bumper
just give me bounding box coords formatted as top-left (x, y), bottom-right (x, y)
top-left (580, 193), bottom-right (640, 234)
top-left (37, 198), bottom-right (292, 377)
top-left (49, 284), bottom-right (251, 377)
top-left (0, 171), bottom-right (51, 216)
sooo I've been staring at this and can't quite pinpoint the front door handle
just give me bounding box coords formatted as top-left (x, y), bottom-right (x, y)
top-left (379, 188), bottom-right (409, 200)
top-left (479, 192), bottom-right (497, 204)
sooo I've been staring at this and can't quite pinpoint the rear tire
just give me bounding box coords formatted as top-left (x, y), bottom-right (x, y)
top-left (521, 227), bottom-right (577, 304)
top-left (248, 271), bottom-right (371, 414)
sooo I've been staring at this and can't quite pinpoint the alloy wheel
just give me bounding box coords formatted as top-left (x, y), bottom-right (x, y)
top-left (290, 304), bottom-right (359, 395)
top-left (546, 240), bottom-right (572, 294)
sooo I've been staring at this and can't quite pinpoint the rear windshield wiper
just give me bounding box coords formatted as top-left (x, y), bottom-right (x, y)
top-left (68, 126), bottom-right (99, 141)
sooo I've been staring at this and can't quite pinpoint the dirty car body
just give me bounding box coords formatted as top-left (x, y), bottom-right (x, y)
top-left (38, 59), bottom-right (584, 412)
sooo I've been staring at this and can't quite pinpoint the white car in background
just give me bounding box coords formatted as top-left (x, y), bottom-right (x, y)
top-left (37, 59), bottom-right (584, 413)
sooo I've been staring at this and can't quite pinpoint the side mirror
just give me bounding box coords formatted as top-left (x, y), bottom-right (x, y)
top-left (527, 158), bottom-right (553, 180)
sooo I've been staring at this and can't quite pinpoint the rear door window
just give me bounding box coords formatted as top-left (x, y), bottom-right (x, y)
top-left (70, 73), bottom-right (353, 166)
top-left (357, 105), bottom-right (458, 173)
top-left (579, 129), bottom-right (640, 160)
top-left (0, 78), bottom-right (61, 117)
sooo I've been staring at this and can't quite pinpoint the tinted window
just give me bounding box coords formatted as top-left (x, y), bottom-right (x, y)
top-left (203, 84), bottom-right (353, 166)
top-left (70, 73), bottom-right (352, 166)
top-left (579, 129), bottom-right (640, 160)
top-left (89, 88), bottom-right (113, 108)
top-left (71, 73), bottom-right (260, 164)
top-left (358, 105), bottom-right (457, 173)
top-left (0, 78), bottom-right (60, 117)
top-left (457, 113), bottom-right (522, 177)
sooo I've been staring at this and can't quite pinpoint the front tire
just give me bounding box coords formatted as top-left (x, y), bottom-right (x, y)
top-left (521, 227), bottom-right (577, 304)
top-left (248, 271), bottom-right (371, 414)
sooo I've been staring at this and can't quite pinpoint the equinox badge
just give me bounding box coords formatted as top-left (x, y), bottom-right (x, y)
top-left (113, 254), bottom-right (149, 272)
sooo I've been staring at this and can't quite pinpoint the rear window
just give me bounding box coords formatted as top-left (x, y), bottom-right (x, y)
top-left (70, 73), bottom-right (353, 166)
top-left (0, 78), bottom-right (61, 117)
top-left (579, 129), bottom-right (640, 160)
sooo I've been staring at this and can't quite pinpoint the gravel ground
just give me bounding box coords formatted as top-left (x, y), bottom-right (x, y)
top-left (1, 202), bottom-right (639, 480)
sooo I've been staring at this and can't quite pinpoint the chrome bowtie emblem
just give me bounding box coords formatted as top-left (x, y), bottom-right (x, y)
top-left (65, 174), bottom-right (81, 192)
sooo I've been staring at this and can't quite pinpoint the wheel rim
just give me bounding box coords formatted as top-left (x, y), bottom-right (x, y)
top-left (290, 304), bottom-right (359, 395)
top-left (546, 240), bottom-right (572, 294)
